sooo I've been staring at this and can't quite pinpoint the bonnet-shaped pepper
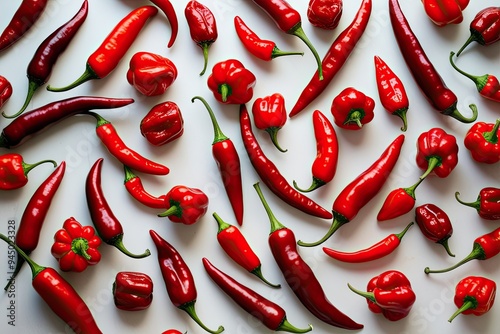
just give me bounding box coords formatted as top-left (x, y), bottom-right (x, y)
top-left (140, 101), bottom-right (184, 146)
top-left (0, 153), bottom-right (57, 190)
top-left (252, 93), bottom-right (288, 152)
top-left (455, 187), bottom-right (500, 220)
top-left (448, 276), bottom-right (496, 322)
top-left (457, 6), bottom-right (500, 56)
top-left (330, 87), bottom-right (375, 130)
top-left (207, 59), bottom-right (256, 104)
top-left (113, 271), bottom-right (153, 311)
top-left (307, 0), bottom-right (343, 30)
top-left (158, 185), bottom-right (209, 225)
top-left (463, 119), bottom-right (500, 164)
top-left (415, 203), bottom-right (455, 257)
top-left (421, 0), bottom-right (470, 27)
top-left (127, 51), bottom-right (178, 96)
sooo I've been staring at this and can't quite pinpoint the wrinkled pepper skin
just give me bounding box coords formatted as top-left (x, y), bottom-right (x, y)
top-left (158, 185), bottom-right (209, 225)
top-left (127, 52), bottom-right (178, 96)
top-left (457, 6), bottom-right (500, 56)
top-left (140, 101), bottom-right (184, 146)
top-left (415, 203), bottom-right (455, 257)
top-left (307, 0), bottom-right (343, 30)
top-left (330, 87), bottom-right (375, 130)
top-left (455, 188), bottom-right (500, 220)
top-left (0, 75), bottom-right (13, 109)
top-left (421, 0), bottom-right (470, 26)
top-left (207, 59), bottom-right (256, 104)
top-left (416, 127), bottom-right (459, 178)
top-left (0, 153), bottom-right (56, 190)
top-left (464, 119), bottom-right (500, 164)
top-left (113, 271), bottom-right (154, 311)
top-left (252, 93), bottom-right (288, 152)
top-left (448, 276), bottom-right (496, 322)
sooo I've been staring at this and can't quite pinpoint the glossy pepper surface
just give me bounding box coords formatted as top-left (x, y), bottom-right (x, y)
top-left (307, 0), bottom-right (343, 30)
top-left (457, 6), bottom-right (500, 56)
top-left (0, 75), bottom-right (13, 109)
top-left (123, 165), bottom-right (167, 209)
top-left (415, 203), bottom-right (455, 257)
top-left (127, 51), bottom-right (178, 96)
top-left (252, 93), bottom-right (288, 152)
top-left (455, 188), bottom-right (500, 220)
top-left (416, 127), bottom-right (459, 178)
top-left (377, 185), bottom-right (420, 222)
top-left (463, 119), bottom-right (500, 164)
top-left (140, 101), bottom-right (184, 146)
top-left (149, 0), bottom-right (178, 48)
top-left (207, 59), bottom-right (256, 104)
top-left (51, 217), bottom-right (102, 272)
top-left (330, 87), bottom-right (375, 130)
top-left (448, 276), bottom-right (496, 322)
top-left (0, 153), bottom-right (56, 190)
top-left (157, 185), bottom-right (209, 225)
top-left (348, 270), bottom-right (416, 321)
top-left (421, 0), bottom-right (469, 26)
top-left (113, 271), bottom-right (154, 311)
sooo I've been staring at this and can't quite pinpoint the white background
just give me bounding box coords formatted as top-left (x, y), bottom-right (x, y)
top-left (0, 0), bottom-right (499, 333)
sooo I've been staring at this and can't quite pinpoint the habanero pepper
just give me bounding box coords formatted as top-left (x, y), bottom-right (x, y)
top-left (253, 182), bottom-right (363, 330)
top-left (251, 93), bottom-right (288, 152)
top-left (455, 188), bottom-right (500, 220)
top-left (240, 104), bottom-right (333, 220)
top-left (0, 233), bottom-right (103, 334)
top-left (389, 0), bottom-right (478, 123)
top-left (289, 0), bottom-right (372, 117)
top-left (330, 87), bottom-right (375, 130)
top-left (47, 6), bottom-right (158, 92)
top-left (456, 6), bottom-right (500, 57)
top-left (0, 75), bottom-right (13, 109)
top-left (0, 153), bottom-right (56, 191)
top-left (233, 16), bottom-right (303, 61)
top-left (149, 0), bottom-right (178, 48)
top-left (86, 158), bottom-right (151, 259)
top-left (123, 165), bottom-right (167, 209)
top-left (415, 203), bottom-right (455, 257)
top-left (463, 119), bottom-right (500, 164)
top-left (448, 276), bottom-right (496, 322)
top-left (150, 229), bottom-right (224, 334)
top-left (157, 185), bottom-right (209, 225)
top-left (298, 134), bottom-right (405, 247)
top-left (192, 96), bottom-right (243, 226)
top-left (140, 101), bottom-right (184, 147)
top-left (293, 110), bottom-right (338, 193)
top-left (213, 212), bottom-right (279, 288)
top-left (113, 271), bottom-right (154, 311)
top-left (421, 0), bottom-right (470, 27)
top-left (202, 257), bottom-right (312, 333)
top-left (185, 0), bottom-right (218, 76)
top-left (307, 0), bottom-right (343, 30)
top-left (348, 270), bottom-right (416, 321)
top-left (207, 59), bottom-right (256, 104)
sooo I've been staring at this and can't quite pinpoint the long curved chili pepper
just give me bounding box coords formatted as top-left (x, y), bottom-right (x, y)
top-left (253, 182), bottom-right (363, 330)
top-left (0, 0), bottom-right (48, 52)
top-left (4, 0), bottom-right (89, 119)
top-left (249, 0), bottom-right (323, 80)
top-left (47, 6), bottom-right (158, 92)
top-left (389, 0), bottom-right (477, 123)
top-left (86, 158), bottom-right (151, 259)
top-left (322, 222), bottom-right (413, 263)
top-left (123, 165), bottom-right (167, 209)
top-left (192, 96), bottom-right (244, 226)
top-left (5, 161), bottom-right (66, 291)
top-left (202, 257), bottom-right (312, 333)
top-left (0, 234), bottom-right (103, 334)
top-left (0, 96), bottom-right (134, 149)
top-left (239, 104), bottom-right (332, 220)
top-left (149, 0), bottom-right (178, 48)
top-left (289, 0), bottom-right (372, 117)
top-left (87, 112), bottom-right (170, 176)
top-left (150, 229), bottom-right (224, 334)
top-left (293, 110), bottom-right (338, 192)
top-left (234, 16), bottom-right (303, 61)
top-left (298, 134), bottom-right (405, 247)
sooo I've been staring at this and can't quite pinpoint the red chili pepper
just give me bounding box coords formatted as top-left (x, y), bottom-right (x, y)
top-left (161, 330), bottom-right (183, 334)
top-left (455, 188), bottom-right (500, 220)
top-left (207, 59), bottom-right (256, 104)
top-left (123, 165), bottom-right (167, 209)
top-left (463, 119), bottom-right (500, 164)
top-left (127, 51), bottom-right (178, 96)
top-left (249, 0), bottom-right (323, 80)
top-left (415, 203), bottom-right (455, 257)
top-left (376, 184), bottom-right (420, 222)
top-left (184, 0), bottom-right (218, 76)
top-left (389, 0), bottom-right (477, 123)
top-left (202, 257), bottom-right (312, 333)
top-left (86, 158), bottom-right (151, 259)
top-left (289, 0), bottom-right (372, 117)
top-left (149, 229), bottom-right (224, 334)
top-left (149, 0), bottom-right (178, 48)
top-left (233, 16), bottom-right (303, 61)
top-left (0, 153), bottom-right (56, 190)
top-left (113, 271), bottom-right (154, 311)
top-left (330, 87), bottom-right (375, 130)
top-left (47, 6), bottom-right (157, 92)
top-left (50, 217), bottom-right (102, 273)
top-left (192, 96), bottom-right (243, 226)
top-left (374, 55), bottom-right (409, 131)
top-left (213, 212), bottom-right (279, 288)
top-left (421, 0), bottom-right (469, 27)
top-left (0, 75), bottom-right (13, 109)
top-left (0, 233), bottom-right (103, 333)
top-left (240, 104), bottom-right (333, 220)
top-left (0, 96), bottom-right (134, 149)
top-left (7, 0), bottom-right (88, 119)
top-left (323, 222), bottom-right (413, 263)
top-left (348, 270), bottom-right (416, 321)
top-left (456, 6), bottom-right (500, 56)
top-left (424, 225), bottom-right (500, 274)
top-left (254, 182), bottom-right (363, 330)
top-left (307, 0), bottom-right (343, 30)
top-left (87, 112), bottom-right (170, 176)
top-left (140, 101), bottom-right (184, 146)
top-left (298, 134), bottom-right (405, 247)
top-left (0, 0), bottom-right (48, 52)
top-left (416, 127), bottom-right (459, 178)
top-left (448, 276), bottom-right (496, 322)
top-left (157, 185), bottom-right (209, 225)
top-left (5, 161), bottom-right (65, 291)
top-left (293, 110), bottom-right (338, 193)
top-left (251, 93), bottom-right (288, 152)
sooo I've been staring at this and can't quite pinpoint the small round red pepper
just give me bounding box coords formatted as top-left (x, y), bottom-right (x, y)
top-left (330, 87), bottom-right (375, 130)
top-left (251, 93), bottom-right (287, 152)
top-left (307, 0), bottom-right (343, 30)
top-left (456, 6), bottom-right (500, 56)
top-left (0, 75), bottom-right (13, 109)
top-left (161, 330), bottom-right (184, 334)
top-left (0, 153), bottom-right (56, 190)
top-left (50, 217), bottom-right (102, 273)
top-left (448, 276), bottom-right (496, 322)
top-left (415, 203), bottom-right (455, 257)
top-left (455, 188), bottom-right (500, 220)
top-left (127, 52), bottom-right (178, 96)
top-left (140, 101), bottom-right (184, 146)
top-left (416, 127), bottom-right (459, 178)
top-left (113, 271), bottom-right (154, 311)
top-left (377, 183), bottom-right (421, 221)
top-left (207, 59), bottom-right (256, 104)
top-left (463, 119), bottom-right (500, 164)
top-left (421, 0), bottom-right (470, 27)
top-left (157, 185), bottom-right (209, 225)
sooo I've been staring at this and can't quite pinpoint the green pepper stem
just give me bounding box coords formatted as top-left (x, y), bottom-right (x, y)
top-left (418, 156), bottom-right (441, 181)
top-left (454, 191), bottom-right (480, 210)
top-left (158, 205), bottom-right (180, 218)
top-left (213, 212), bottom-right (231, 234)
top-left (251, 265), bottom-right (281, 289)
top-left (4, 255), bottom-right (25, 291)
top-left (446, 104), bottom-right (478, 123)
top-left (123, 165), bottom-right (137, 183)
top-left (290, 24), bottom-right (323, 81)
top-left (293, 177), bottom-right (326, 193)
top-left (483, 119), bottom-right (500, 144)
top-left (393, 107), bottom-right (408, 132)
top-left (219, 84), bottom-right (231, 103)
top-left (347, 283), bottom-right (376, 303)
top-left (2, 80), bottom-right (39, 118)
top-left (46, 64), bottom-right (98, 92)
top-left (455, 34), bottom-right (477, 57)
top-left (449, 51), bottom-right (487, 91)
top-left (437, 236), bottom-right (455, 257)
top-left (200, 42), bottom-right (210, 76)
top-left (266, 127), bottom-right (287, 152)
top-left (181, 302), bottom-right (224, 334)
top-left (424, 243), bottom-right (484, 274)
top-left (252, 182), bottom-right (286, 234)
top-left (110, 234), bottom-right (151, 259)
top-left (396, 222), bottom-right (414, 241)
top-left (271, 46), bottom-right (304, 59)
top-left (0, 233), bottom-right (45, 281)
top-left (73, 237), bottom-right (92, 261)
top-left (23, 159), bottom-right (57, 176)
top-left (192, 96), bottom-right (228, 144)
top-left (448, 300), bottom-right (475, 323)
top-left (344, 110), bottom-right (364, 128)
top-left (277, 317), bottom-right (313, 333)
top-left (297, 213), bottom-right (346, 247)
top-left (403, 177), bottom-right (425, 199)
